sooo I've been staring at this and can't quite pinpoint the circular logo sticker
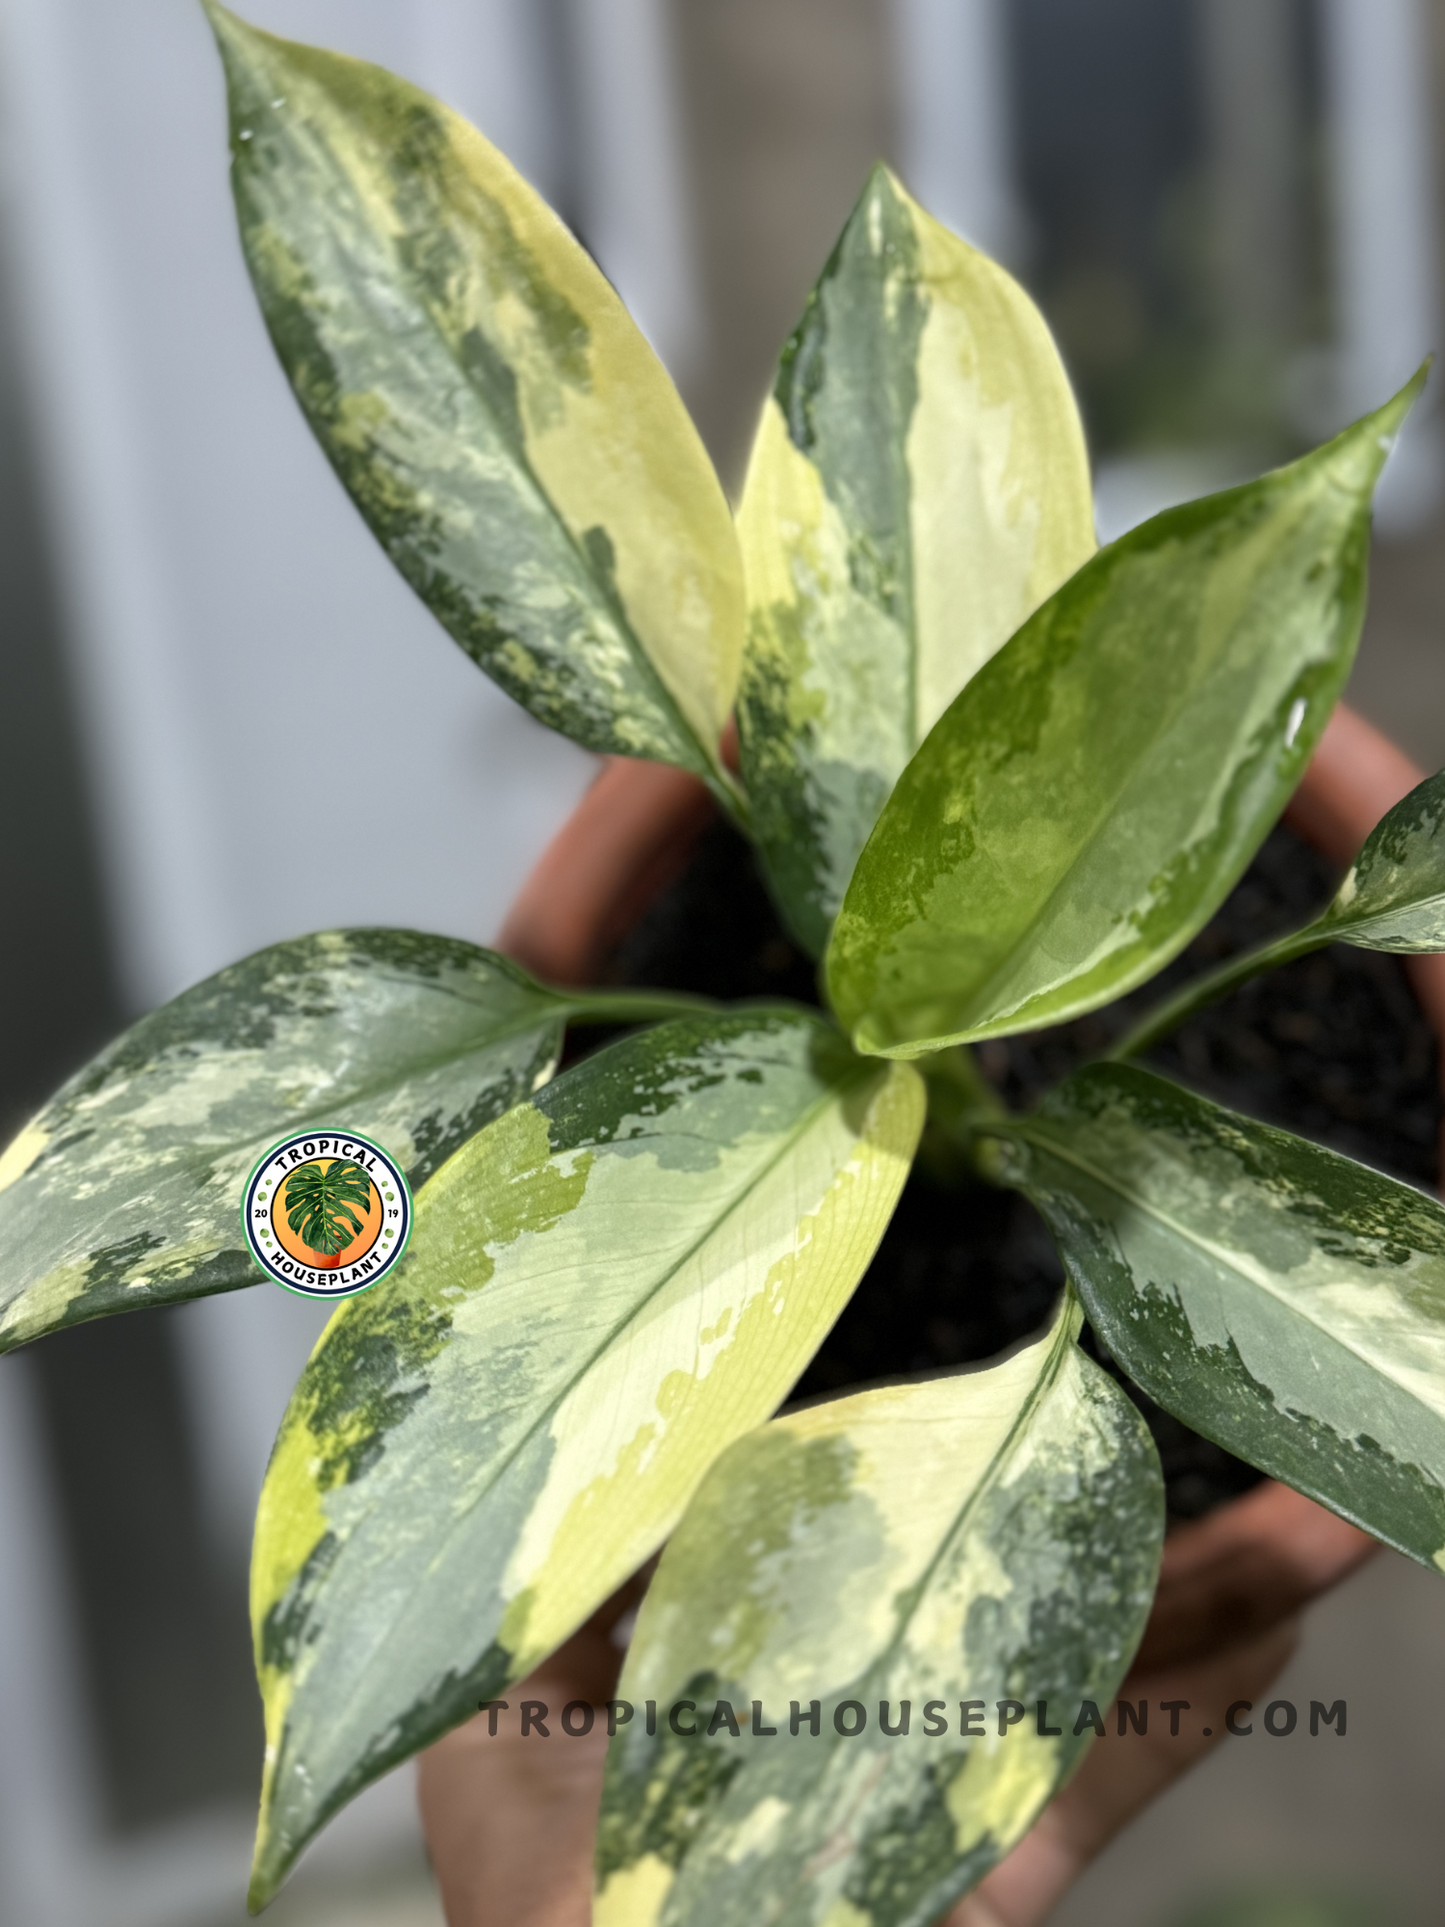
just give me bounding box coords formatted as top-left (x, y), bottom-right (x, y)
top-left (242, 1131), bottom-right (412, 1298)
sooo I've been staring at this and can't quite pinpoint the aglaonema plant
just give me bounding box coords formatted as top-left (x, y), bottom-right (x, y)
top-left (2, 8), bottom-right (1443, 1921)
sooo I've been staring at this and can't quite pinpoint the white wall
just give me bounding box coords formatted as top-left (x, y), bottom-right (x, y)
top-left (892, 0), bottom-right (1025, 262)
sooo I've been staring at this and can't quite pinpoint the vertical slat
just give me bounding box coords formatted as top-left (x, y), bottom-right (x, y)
top-left (1321, 0), bottom-right (1442, 529)
top-left (891, 0), bottom-right (1025, 261)
top-left (560, 0), bottom-right (704, 382)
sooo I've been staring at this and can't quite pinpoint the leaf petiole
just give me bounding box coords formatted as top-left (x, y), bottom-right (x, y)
top-left (914, 1046), bottom-right (1012, 1182)
top-left (704, 763), bottom-right (752, 834)
top-left (1108, 924), bottom-right (1328, 1061)
top-left (555, 989), bottom-right (726, 1028)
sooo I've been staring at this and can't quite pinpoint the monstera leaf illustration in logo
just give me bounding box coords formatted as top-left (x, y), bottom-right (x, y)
top-left (283, 1159), bottom-right (374, 1264)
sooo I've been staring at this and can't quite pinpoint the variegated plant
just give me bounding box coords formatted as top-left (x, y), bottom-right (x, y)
top-left (2, 7), bottom-right (1443, 1921)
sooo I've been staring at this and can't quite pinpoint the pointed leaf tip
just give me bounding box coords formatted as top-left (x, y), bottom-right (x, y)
top-left (737, 156), bottom-right (1092, 955)
top-left (1386, 357), bottom-right (1431, 427)
top-left (199, 0), bottom-right (254, 62)
top-left (0, 931), bottom-right (566, 1354)
top-left (1318, 362), bottom-right (1429, 493)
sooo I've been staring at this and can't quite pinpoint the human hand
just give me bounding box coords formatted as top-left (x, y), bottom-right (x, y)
top-left (940, 1478), bottom-right (1374, 1925)
top-left (417, 1481), bottom-right (1375, 1927)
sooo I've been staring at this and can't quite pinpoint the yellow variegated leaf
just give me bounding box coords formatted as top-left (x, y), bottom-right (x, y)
top-left (595, 1294), bottom-right (1163, 1927)
top-left (205, 5), bottom-right (743, 802)
top-left (737, 165), bottom-right (1095, 953)
top-left (829, 376), bottom-right (1425, 1056)
top-left (247, 1010), bottom-right (923, 1906)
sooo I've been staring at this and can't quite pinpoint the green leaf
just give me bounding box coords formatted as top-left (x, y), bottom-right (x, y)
top-left (594, 1294), bottom-right (1163, 1927)
top-left (1317, 765), bottom-right (1445, 950)
top-left (1114, 764), bottom-right (1445, 1059)
top-left (246, 1009), bottom-right (923, 1907)
top-left (282, 1159), bottom-right (374, 1257)
top-left (826, 375), bottom-right (1426, 1057)
top-left (204, 5), bottom-right (744, 805)
top-left (1001, 1062), bottom-right (1445, 1570)
top-left (0, 930), bottom-right (566, 1352)
top-left (736, 166), bottom-right (1094, 957)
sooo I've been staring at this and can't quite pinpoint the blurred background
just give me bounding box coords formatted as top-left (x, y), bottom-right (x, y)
top-left (0, 1), bottom-right (1443, 1922)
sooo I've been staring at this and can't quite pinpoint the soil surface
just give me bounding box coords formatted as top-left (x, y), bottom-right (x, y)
top-left (596, 819), bottom-right (1441, 1519)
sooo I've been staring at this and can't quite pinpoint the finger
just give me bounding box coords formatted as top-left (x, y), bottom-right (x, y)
top-left (1135, 1478), bottom-right (1376, 1673)
top-left (417, 1580), bottom-right (645, 1927)
top-left (1049, 1615), bottom-right (1303, 1861)
top-left (938, 1477), bottom-right (1377, 1927)
top-left (944, 1615), bottom-right (1301, 1927)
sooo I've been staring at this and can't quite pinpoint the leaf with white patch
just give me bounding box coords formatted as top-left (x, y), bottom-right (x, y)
top-left (737, 165), bottom-right (1094, 956)
top-left (0, 931), bottom-right (567, 1352)
top-left (246, 1009), bottom-right (923, 1907)
top-left (1002, 1062), bottom-right (1445, 1568)
top-left (1315, 765), bottom-right (1445, 951)
top-left (206, 5), bottom-right (744, 805)
top-left (827, 375), bottom-right (1426, 1057)
top-left (594, 1295), bottom-right (1162, 1927)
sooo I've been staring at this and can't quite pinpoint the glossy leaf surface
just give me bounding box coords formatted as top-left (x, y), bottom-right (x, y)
top-left (247, 1010), bottom-right (923, 1905)
top-left (0, 931), bottom-right (564, 1353)
top-left (1006, 1063), bottom-right (1445, 1568)
top-left (1317, 766), bottom-right (1445, 950)
top-left (736, 167), bottom-right (1094, 957)
top-left (595, 1297), bottom-right (1162, 1927)
top-left (207, 6), bottom-right (743, 799)
top-left (828, 377), bottom-right (1424, 1056)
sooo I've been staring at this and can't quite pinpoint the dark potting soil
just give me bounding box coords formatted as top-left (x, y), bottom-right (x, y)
top-left (596, 819), bottom-right (1441, 1520)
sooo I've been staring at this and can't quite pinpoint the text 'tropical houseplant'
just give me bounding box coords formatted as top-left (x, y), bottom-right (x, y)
top-left (3, 10), bottom-right (1445, 1923)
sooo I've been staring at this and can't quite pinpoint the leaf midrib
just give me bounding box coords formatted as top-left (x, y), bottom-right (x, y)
top-left (19, 977), bottom-right (736, 1301)
top-left (1330, 887), bottom-right (1445, 943)
top-left (942, 653), bottom-right (1253, 1040)
top-left (742, 1302), bottom-right (1088, 1922)
top-left (4, 996), bottom-right (566, 1312)
top-left (21, 992), bottom-right (564, 1193)
top-left (853, 1302), bottom-right (1073, 1681)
